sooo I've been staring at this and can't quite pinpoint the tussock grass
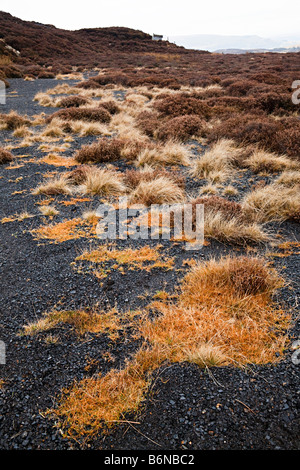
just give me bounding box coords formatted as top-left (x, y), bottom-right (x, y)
top-left (244, 150), bottom-right (299, 173)
top-left (199, 183), bottom-right (220, 195)
top-left (191, 196), bottom-right (268, 244)
top-left (70, 120), bottom-right (111, 136)
top-left (33, 174), bottom-right (72, 195)
top-left (79, 167), bottom-right (127, 196)
top-left (38, 205), bottom-right (59, 217)
top-left (242, 183), bottom-right (300, 222)
top-left (136, 140), bottom-right (191, 167)
top-left (39, 119), bottom-right (65, 138)
top-left (223, 185), bottom-right (238, 196)
top-left (204, 211), bottom-right (268, 244)
top-left (130, 176), bottom-right (185, 206)
top-left (124, 167), bottom-right (185, 190)
top-left (275, 170), bottom-right (300, 187)
top-left (34, 166), bottom-right (126, 198)
top-left (13, 125), bottom-right (33, 138)
top-left (34, 92), bottom-right (58, 107)
top-left (191, 139), bottom-right (245, 181)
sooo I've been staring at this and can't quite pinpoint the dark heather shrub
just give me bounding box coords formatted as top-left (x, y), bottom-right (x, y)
top-left (65, 165), bottom-right (92, 185)
top-left (74, 138), bottom-right (124, 163)
top-left (156, 115), bottom-right (204, 142)
top-left (154, 93), bottom-right (211, 118)
top-left (255, 92), bottom-right (295, 114)
top-left (207, 114), bottom-right (281, 150)
top-left (224, 256), bottom-right (281, 296)
top-left (227, 80), bottom-right (258, 96)
top-left (0, 112), bottom-right (31, 130)
top-left (47, 107), bottom-right (111, 123)
top-left (271, 118), bottom-right (300, 160)
top-left (137, 111), bottom-right (160, 137)
top-left (57, 95), bottom-right (89, 108)
top-left (37, 71), bottom-right (55, 79)
top-left (192, 196), bottom-right (245, 222)
top-left (205, 96), bottom-right (259, 115)
top-left (0, 148), bottom-right (14, 164)
top-left (248, 72), bottom-right (283, 85)
top-left (99, 100), bottom-right (120, 114)
top-left (75, 79), bottom-right (101, 89)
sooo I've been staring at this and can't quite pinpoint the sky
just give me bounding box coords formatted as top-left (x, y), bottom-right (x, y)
top-left (1, 0), bottom-right (300, 38)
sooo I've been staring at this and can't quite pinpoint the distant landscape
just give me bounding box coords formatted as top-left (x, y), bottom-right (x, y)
top-left (169, 33), bottom-right (300, 53)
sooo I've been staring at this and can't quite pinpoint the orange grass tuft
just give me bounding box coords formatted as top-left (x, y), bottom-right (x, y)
top-left (52, 255), bottom-right (292, 439)
top-left (76, 244), bottom-right (174, 278)
top-left (40, 153), bottom-right (77, 167)
top-left (31, 217), bottom-right (97, 243)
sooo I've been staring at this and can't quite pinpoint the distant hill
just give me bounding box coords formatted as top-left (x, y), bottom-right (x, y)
top-left (215, 47), bottom-right (300, 54)
top-left (169, 33), bottom-right (300, 53)
top-left (0, 10), bottom-right (200, 76)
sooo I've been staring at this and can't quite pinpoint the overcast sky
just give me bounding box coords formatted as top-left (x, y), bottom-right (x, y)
top-left (1, 0), bottom-right (300, 38)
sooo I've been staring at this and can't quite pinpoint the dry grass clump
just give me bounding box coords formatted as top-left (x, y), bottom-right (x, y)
top-left (47, 107), bottom-right (111, 124)
top-left (275, 170), bottom-right (300, 187)
top-left (124, 167), bottom-right (185, 190)
top-left (80, 167), bottom-right (127, 196)
top-left (34, 166), bottom-right (126, 198)
top-left (38, 205), bottom-right (59, 217)
top-left (182, 255), bottom-right (283, 298)
top-left (156, 115), bottom-right (204, 142)
top-left (244, 150), bottom-right (299, 174)
top-left (69, 120), bottom-right (111, 137)
top-left (74, 138), bottom-right (124, 163)
top-left (191, 139), bottom-right (246, 180)
top-left (52, 353), bottom-right (151, 438)
top-left (53, 255), bottom-right (291, 439)
top-left (38, 118), bottom-right (66, 138)
top-left (0, 148), bottom-right (14, 164)
top-left (204, 213), bottom-right (267, 244)
top-left (0, 111), bottom-right (31, 130)
top-left (12, 125), bottom-right (33, 138)
top-left (56, 95), bottom-right (90, 108)
top-left (145, 255), bottom-right (288, 367)
top-left (33, 92), bottom-right (57, 107)
top-left (223, 185), bottom-right (238, 196)
top-left (136, 140), bottom-right (191, 167)
top-left (242, 184), bottom-right (300, 223)
top-left (190, 196), bottom-right (268, 244)
top-left (129, 176), bottom-right (185, 206)
top-left (33, 174), bottom-right (72, 195)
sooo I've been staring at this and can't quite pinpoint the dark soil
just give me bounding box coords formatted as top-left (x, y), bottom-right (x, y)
top-left (0, 79), bottom-right (299, 451)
